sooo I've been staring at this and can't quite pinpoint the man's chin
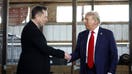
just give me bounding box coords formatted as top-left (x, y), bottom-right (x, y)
top-left (40, 24), bottom-right (45, 27)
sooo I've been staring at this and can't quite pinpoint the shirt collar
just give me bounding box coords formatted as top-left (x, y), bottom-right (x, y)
top-left (94, 26), bottom-right (99, 34)
top-left (90, 26), bottom-right (99, 34)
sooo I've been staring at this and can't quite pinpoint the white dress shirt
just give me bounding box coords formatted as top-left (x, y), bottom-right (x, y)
top-left (86, 26), bottom-right (99, 63)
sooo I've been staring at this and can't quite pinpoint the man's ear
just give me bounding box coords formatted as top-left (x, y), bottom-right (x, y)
top-left (37, 12), bottom-right (43, 17)
top-left (35, 14), bottom-right (39, 18)
top-left (35, 14), bottom-right (41, 20)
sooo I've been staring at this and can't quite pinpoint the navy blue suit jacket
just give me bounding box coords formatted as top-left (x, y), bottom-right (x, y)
top-left (70, 27), bottom-right (118, 74)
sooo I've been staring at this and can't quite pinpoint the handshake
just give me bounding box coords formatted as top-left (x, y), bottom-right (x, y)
top-left (64, 52), bottom-right (71, 61)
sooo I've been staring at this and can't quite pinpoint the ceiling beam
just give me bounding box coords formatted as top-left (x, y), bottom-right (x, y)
top-left (9, 0), bottom-right (128, 3)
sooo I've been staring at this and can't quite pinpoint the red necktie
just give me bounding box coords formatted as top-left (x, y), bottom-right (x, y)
top-left (87, 31), bottom-right (94, 69)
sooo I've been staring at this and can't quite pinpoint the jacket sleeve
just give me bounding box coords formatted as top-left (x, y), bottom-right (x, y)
top-left (70, 33), bottom-right (81, 62)
top-left (29, 28), bottom-right (64, 58)
top-left (109, 31), bottom-right (118, 73)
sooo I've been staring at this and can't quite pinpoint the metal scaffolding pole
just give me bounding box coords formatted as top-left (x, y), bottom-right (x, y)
top-left (2, 0), bottom-right (8, 74)
top-left (129, 0), bottom-right (132, 74)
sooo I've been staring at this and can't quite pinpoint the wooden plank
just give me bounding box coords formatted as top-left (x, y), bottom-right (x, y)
top-left (116, 65), bottom-right (129, 74)
top-left (6, 65), bottom-right (71, 74)
top-left (9, 0), bottom-right (128, 3)
top-left (72, 0), bottom-right (77, 74)
top-left (2, 0), bottom-right (8, 74)
top-left (129, 0), bottom-right (132, 73)
top-left (116, 65), bottom-right (129, 71)
top-left (5, 65), bottom-right (130, 74)
top-left (47, 4), bottom-right (57, 22)
top-left (50, 65), bottom-right (71, 73)
top-left (10, 0), bottom-right (128, 3)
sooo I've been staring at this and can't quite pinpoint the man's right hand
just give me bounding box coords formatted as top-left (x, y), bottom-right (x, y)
top-left (64, 52), bottom-right (71, 61)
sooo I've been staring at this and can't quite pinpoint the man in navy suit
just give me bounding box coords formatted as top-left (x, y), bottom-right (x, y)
top-left (70, 11), bottom-right (118, 74)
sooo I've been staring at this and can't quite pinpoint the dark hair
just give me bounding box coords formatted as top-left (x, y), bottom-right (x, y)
top-left (31, 6), bottom-right (47, 19)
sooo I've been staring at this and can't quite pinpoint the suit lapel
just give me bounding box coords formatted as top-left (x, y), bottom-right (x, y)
top-left (82, 30), bottom-right (89, 59)
top-left (84, 30), bottom-right (89, 49)
top-left (95, 27), bottom-right (103, 53)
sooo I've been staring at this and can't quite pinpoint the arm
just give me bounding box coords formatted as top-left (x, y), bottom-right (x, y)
top-left (109, 31), bottom-right (118, 73)
top-left (30, 29), bottom-right (64, 58)
top-left (70, 33), bottom-right (81, 62)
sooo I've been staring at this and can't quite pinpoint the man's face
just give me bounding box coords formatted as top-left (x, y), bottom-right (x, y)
top-left (83, 15), bottom-right (98, 30)
top-left (37, 10), bottom-right (48, 26)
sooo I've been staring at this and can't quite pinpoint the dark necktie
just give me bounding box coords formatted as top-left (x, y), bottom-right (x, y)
top-left (87, 31), bottom-right (94, 69)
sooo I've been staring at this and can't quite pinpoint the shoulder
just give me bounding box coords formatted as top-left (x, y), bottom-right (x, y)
top-left (100, 27), bottom-right (113, 34)
top-left (99, 27), bottom-right (115, 39)
top-left (78, 30), bottom-right (89, 38)
top-left (22, 21), bottom-right (39, 36)
top-left (24, 21), bottom-right (35, 29)
top-left (23, 21), bottom-right (38, 32)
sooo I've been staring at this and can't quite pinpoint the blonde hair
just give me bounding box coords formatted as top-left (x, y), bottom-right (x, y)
top-left (85, 11), bottom-right (100, 23)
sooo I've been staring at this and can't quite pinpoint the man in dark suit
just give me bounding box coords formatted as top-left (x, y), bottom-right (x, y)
top-left (70, 11), bottom-right (118, 74)
top-left (16, 6), bottom-right (71, 74)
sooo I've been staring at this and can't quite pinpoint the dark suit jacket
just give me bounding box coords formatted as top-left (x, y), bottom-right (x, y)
top-left (16, 20), bottom-right (64, 74)
top-left (70, 27), bottom-right (118, 74)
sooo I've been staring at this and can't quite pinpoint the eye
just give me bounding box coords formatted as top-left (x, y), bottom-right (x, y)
top-left (84, 18), bottom-right (87, 20)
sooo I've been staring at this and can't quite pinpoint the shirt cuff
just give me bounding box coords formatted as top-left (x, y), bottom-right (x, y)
top-left (107, 72), bottom-right (112, 74)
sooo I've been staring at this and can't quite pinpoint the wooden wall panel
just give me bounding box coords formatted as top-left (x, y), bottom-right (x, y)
top-left (47, 4), bottom-right (57, 22)
top-left (9, 7), bottom-right (28, 25)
